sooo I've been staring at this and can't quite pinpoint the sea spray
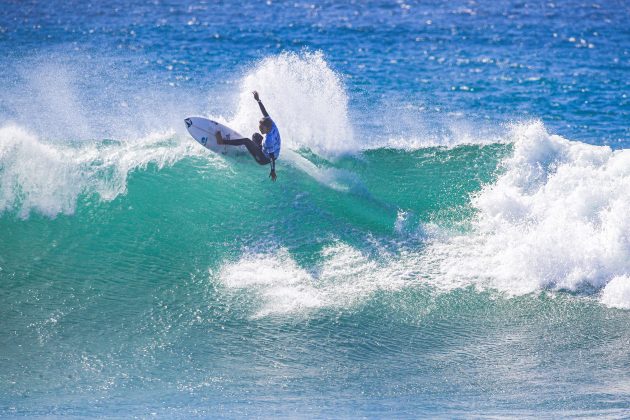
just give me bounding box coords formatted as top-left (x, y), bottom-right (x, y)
top-left (209, 51), bottom-right (364, 191)
top-left (2, 54), bottom-right (204, 142)
top-left (226, 51), bottom-right (356, 157)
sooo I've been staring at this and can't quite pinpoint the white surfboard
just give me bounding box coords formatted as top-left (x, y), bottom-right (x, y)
top-left (184, 117), bottom-right (248, 157)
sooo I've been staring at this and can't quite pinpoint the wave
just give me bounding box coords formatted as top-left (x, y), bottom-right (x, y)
top-left (0, 51), bottom-right (511, 218)
top-left (3, 51), bottom-right (629, 311)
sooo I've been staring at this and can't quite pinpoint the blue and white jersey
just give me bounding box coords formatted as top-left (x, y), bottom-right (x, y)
top-left (262, 122), bottom-right (281, 159)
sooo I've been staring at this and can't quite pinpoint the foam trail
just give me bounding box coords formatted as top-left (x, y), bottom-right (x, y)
top-left (218, 243), bottom-right (413, 318)
top-left (283, 149), bottom-right (364, 192)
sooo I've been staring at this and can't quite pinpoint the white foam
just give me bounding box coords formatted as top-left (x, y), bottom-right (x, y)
top-left (283, 149), bottom-right (364, 192)
top-left (218, 243), bottom-right (413, 318)
top-left (423, 121), bottom-right (630, 306)
top-left (601, 276), bottom-right (630, 309)
top-left (219, 120), bottom-right (630, 313)
top-left (0, 123), bottom-right (207, 218)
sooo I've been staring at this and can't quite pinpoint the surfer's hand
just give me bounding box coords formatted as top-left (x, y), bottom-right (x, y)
top-left (215, 131), bottom-right (223, 144)
top-left (269, 169), bottom-right (277, 182)
top-left (253, 91), bottom-right (260, 101)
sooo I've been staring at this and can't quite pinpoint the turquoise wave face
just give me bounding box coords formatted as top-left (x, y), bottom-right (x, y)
top-left (0, 143), bottom-right (506, 287)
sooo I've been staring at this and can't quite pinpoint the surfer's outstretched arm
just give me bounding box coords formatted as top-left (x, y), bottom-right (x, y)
top-left (252, 91), bottom-right (269, 118)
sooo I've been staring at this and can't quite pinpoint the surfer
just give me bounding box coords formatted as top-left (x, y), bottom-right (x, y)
top-left (215, 91), bottom-right (281, 181)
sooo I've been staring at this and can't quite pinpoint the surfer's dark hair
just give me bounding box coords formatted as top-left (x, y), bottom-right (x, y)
top-left (260, 116), bottom-right (273, 128)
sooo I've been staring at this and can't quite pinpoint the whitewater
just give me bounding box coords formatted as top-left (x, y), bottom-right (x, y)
top-left (2, 0), bottom-right (630, 417)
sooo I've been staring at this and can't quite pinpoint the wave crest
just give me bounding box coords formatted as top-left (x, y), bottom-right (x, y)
top-left (0, 124), bottom-right (203, 218)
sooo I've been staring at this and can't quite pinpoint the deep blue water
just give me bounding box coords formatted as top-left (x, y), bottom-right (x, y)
top-left (1, 0), bottom-right (630, 417)
top-left (2, 0), bottom-right (628, 144)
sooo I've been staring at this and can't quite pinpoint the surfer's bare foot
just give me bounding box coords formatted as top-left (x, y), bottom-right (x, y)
top-left (215, 131), bottom-right (224, 145)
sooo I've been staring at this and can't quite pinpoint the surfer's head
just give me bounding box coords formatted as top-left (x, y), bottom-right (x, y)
top-left (259, 116), bottom-right (273, 134)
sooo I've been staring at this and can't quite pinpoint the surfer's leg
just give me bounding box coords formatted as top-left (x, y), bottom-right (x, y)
top-left (222, 138), bottom-right (270, 165)
top-left (249, 133), bottom-right (270, 165)
top-left (245, 140), bottom-right (270, 165)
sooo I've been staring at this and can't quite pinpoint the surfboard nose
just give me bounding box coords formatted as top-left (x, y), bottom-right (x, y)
top-left (184, 118), bottom-right (192, 128)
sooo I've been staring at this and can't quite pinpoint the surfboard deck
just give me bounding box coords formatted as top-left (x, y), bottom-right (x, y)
top-left (184, 117), bottom-right (248, 157)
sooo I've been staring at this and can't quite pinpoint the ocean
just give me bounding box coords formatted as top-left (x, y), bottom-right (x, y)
top-left (1, 0), bottom-right (630, 417)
